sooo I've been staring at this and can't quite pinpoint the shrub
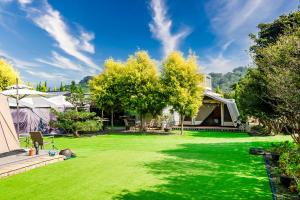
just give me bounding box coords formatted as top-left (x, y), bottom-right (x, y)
top-left (278, 147), bottom-right (300, 178)
top-left (270, 141), bottom-right (296, 154)
top-left (50, 110), bottom-right (102, 136)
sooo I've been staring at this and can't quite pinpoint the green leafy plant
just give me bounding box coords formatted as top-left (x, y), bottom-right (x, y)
top-left (50, 110), bottom-right (102, 137)
top-left (278, 147), bottom-right (300, 178)
top-left (270, 141), bottom-right (296, 154)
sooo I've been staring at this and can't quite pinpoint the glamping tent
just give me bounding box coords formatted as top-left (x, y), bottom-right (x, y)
top-left (0, 94), bottom-right (20, 154)
top-left (166, 90), bottom-right (240, 127)
top-left (164, 75), bottom-right (240, 127)
top-left (7, 96), bottom-right (73, 134)
top-left (8, 97), bottom-right (54, 134)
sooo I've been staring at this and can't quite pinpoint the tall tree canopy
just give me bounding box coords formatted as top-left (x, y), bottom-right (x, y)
top-left (121, 51), bottom-right (166, 131)
top-left (236, 8), bottom-right (300, 140)
top-left (90, 58), bottom-right (124, 129)
top-left (0, 59), bottom-right (20, 91)
top-left (161, 52), bottom-right (204, 134)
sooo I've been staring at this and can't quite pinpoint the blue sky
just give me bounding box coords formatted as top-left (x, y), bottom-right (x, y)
top-left (0, 0), bottom-right (298, 87)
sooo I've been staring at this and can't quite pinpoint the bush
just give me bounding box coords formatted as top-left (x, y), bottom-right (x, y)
top-left (51, 110), bottom-right (102, 136)
top-left (270, 141), bottom-right (296, 154)
top-left (278, 146), bottom-right (300, 178)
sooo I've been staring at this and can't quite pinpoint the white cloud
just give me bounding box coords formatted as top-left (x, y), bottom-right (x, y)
top-left (0, 49), bottom-right (39, 70)
top-left (149, 0), bottom-right (191, 57)
top-left (202, 0), bottom-right (299, 73)
top-left (26, 70), bottom-right (67, 80)
top-left (18, 0), bottom-right (32, 5)
top-left (36, 51), bottom-right (83, 71)
top-left (201, 54), bottom-right (250, 74)
top-left (19, 0), bottom-right (99, 70)
top-left (79, 30), bottom-right (95, 53)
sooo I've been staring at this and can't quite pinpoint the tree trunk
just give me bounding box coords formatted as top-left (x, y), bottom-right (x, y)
top-left (180, 114), bottom-right (185, 135)
top-left (111, 110), bottom-right (114, 131)
top-left (74, 130), bottom-right (80, 137)
top-left (139, 113), bottom-right (143, 132)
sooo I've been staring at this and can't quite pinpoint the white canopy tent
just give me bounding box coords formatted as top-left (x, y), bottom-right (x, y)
top-left (47, 96), bottom-right (73, 111)
top-left (1, 82), bottom-right (50, 136)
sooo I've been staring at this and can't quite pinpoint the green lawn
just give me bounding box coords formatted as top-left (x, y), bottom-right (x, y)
top-left (0, 131), bottom-right (291, 200)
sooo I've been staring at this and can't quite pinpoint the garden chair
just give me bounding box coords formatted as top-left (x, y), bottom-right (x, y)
top-left (29, 131), bottom-right (49, 149)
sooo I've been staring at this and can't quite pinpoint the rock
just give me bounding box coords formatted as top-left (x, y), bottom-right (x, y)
top-left (59, 148), bottom-right (76, 159)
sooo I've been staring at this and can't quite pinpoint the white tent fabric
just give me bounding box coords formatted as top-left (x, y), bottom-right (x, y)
top-left (6, 84), bottom-right (33, 90)
top-left (10, 108), bottom-right (52, 134)
top-left (6, 96), bottom-right (72, 134)
top-left (194, 104), bottom-right (217, 125)
top-left (1, 88), bottom-right (47, 98)
top-left (166, 90), bottom-right (240, 127)
top-left (204, 90), bottom-right (240, 125)
top-left (8, 97), bottom-right (56, 108)
top-left (0, 95), bottom-right (20, 154)
top-left (47, 96), bottom-right (73, 111)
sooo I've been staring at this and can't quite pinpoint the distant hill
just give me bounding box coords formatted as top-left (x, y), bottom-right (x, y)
top-left (209, 67), bottom-right (248, 92)
top-left (72, 67), bottom-right (248, 94)
top-left (64, 76), bottom-right (93, 93)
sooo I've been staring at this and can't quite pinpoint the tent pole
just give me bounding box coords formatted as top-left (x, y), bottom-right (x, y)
top-left (16, 78), bottom-right (20, 139)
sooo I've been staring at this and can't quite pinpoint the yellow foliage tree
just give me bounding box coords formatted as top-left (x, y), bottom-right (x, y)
top-left (161, 51), bottom-right (204, 134)
top-left (0, 59), bottom-right (20, 91)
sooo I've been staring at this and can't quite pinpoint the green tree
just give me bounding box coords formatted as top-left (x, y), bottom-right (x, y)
top-left (0, 59), bottom-right (20, 91)
top-left (59, 82), bottom-right (65, 91)
top-left (90, 58), bottom-right (124, 130)
top-left (67, 81), bottom-right (85, 111)
top-left (214, 86), bottom-right (224, 97)
top-left (254, 29), bottom-right (300, 142)
top-left (236, 8), bottom-right (300, 136)
top-left (161, 51), bottom-right (204, 135)
top-left (121, 51), bottom-right (166, 131)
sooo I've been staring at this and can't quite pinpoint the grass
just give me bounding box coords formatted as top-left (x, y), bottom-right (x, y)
top-left (0, 131), bottom-right (291, 200)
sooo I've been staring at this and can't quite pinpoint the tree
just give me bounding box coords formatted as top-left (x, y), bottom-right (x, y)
top-left (121, 51), bottom-right (166, 131)
top-left (90, 58), bottom-right (124, 130)
top-left (214, 86), bottom-right (224, 97)
top-left (50, 110), bottom-right (102, 137)
top-left (236, 9), bottom-right (300, 137)
top-left (59, 82), bottom-right (65, 91)
top-left (236, 68), bottom-right (279, 134)
top-left (0, 59), bottom-right (19, 91)
top-left (37, 81), bottom-right (48, 92)
top-left (254, 29), bottom-right (300, 142)
top-left (161, 52), bottom-right (204, 134)
top-left (67, 81), bottom-right (85, 111)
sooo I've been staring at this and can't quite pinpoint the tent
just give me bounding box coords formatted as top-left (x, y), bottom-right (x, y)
top-left (8, 97), bottom-right (56, 134)
top-left (165, 90), bottom-right (240, 127)
top-left (7, 96), bottom-right (73, 134)
top-left (0, 94), bottom-right (20, 154)
top-left (47, 96), bottom-right (73, 111)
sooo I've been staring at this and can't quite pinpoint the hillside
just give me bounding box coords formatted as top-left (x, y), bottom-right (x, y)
top-left (209, 67), bottom-right (248, 92)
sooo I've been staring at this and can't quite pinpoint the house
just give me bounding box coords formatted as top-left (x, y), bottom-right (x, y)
top-left (165, 75), bottom-right (240, 127)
